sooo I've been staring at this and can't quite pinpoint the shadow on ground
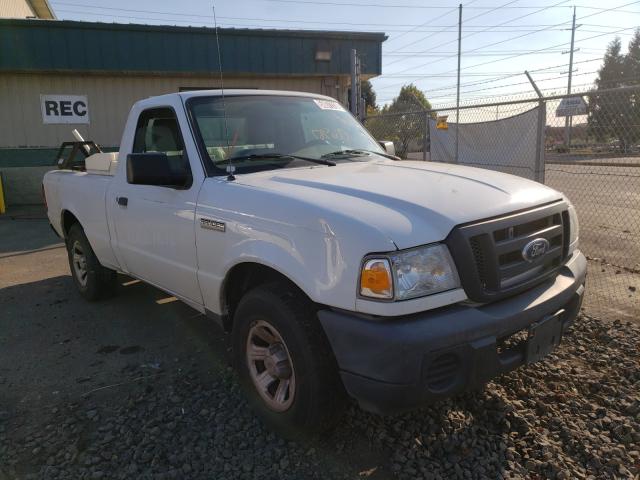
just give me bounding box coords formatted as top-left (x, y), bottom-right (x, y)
top-left (0, 207), bottom-right (62, 256)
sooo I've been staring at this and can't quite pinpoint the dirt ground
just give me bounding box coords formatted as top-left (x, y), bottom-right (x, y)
top-left (1, 207), bottom-right (638, 480)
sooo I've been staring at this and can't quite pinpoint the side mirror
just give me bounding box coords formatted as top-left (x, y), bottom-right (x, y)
top-left (378, 141), bottom-right (396, 157)
top-left (127, 153), bottom-right (191, 188)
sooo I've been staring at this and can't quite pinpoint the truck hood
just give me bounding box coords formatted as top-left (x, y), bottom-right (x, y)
top-left (234, 160), bottom-right (563, 249)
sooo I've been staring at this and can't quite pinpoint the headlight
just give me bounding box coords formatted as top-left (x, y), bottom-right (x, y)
top-left (360, 244), bottom-right (460, 301)
top-left (568, 204), bottom-right (579, 254)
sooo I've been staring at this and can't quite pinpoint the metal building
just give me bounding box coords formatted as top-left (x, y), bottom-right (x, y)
top-left (0, 19), bottom-right (386, 204)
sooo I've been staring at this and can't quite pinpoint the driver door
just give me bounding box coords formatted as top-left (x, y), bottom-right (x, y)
top-left (109, 106), bottom-right (204, 304)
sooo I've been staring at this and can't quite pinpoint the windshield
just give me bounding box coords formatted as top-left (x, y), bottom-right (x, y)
top-left (188, 95), bottom-right (384, 175)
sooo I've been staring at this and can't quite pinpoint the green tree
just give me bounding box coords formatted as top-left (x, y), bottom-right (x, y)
top-left (588, 33), bottom-right (640, 150)
top-left (368, 84), bottom-right (433, 158)
top-left (360, 80), bottom-right (377, 111)
top-left (625, 28), bottom-right (640, 81)
top-left (624, 29), bottom-right (640, 148)
top-left (385, 84), bottom-right (432, 113)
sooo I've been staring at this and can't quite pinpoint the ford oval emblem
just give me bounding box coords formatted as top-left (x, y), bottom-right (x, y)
top-left (522, 238), bottom-right (550, 262)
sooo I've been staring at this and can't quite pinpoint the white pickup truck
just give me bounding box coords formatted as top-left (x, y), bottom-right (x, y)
top-left (44, 90), bottom-right (586, 433)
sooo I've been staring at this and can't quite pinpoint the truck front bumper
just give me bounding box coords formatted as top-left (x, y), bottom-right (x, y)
top-left (318, 251), bottom-right (587, 414)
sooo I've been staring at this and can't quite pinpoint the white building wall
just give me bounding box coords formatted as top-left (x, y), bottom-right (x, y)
top-left (0, 0), bottom-right (34, 18)
top-left (0, 73), bottom-right (349, 148)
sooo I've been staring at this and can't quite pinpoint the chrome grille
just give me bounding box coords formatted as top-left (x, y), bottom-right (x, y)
top-left (446, 201), bottom-right (569, 303)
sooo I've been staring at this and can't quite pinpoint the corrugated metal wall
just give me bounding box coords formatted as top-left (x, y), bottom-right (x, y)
top-left (0, 0), bottom-right (34, 18)
top-left (0, 72), bottom-right (349, 149)
top-left (0, 19), bottom-right (385, 77)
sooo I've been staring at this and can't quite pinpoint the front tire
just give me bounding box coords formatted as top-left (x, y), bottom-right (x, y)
top-left (232, 283), bottom-right (347, 436)
top-left (66, 224), bottom-right (117, 301)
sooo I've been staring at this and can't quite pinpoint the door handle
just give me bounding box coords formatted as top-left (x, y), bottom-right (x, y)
top-left (116, 196), bottom-right (128, 207)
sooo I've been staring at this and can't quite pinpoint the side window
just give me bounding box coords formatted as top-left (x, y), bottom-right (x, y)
top-left (132, 107), bottom-right (191, 177)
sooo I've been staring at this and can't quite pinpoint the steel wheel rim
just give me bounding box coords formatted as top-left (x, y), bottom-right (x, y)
top-left (246, 320), bottom-right (296, 412)
top-left (71, 240), bottom-right (88, 287)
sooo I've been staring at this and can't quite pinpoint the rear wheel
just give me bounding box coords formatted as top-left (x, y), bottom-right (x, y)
top-left (66, 224), bottom-right (117, 301)
top-left (232, 283), bottom-right (347, 436)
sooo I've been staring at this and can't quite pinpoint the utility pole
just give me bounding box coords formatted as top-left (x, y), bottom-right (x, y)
top-left (564, 6), bottom-right (577, 148)
top-left (356, 54), bottom-right (363, 120)
top-left (350, 49), bottom-right (358, 116)
top-left (455, 3), bottom-right (462, 163)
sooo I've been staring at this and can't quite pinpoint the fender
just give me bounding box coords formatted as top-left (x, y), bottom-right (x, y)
top-left (197, 226), bottom-right (357, 316)
top-left (54, 173), bottom-right (121, 271)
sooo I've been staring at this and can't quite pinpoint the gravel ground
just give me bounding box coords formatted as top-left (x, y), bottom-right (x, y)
top-left (1, 314), bottom-right (638, 480)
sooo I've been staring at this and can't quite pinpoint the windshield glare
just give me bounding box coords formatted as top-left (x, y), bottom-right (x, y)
top-left (188, 95), bottom-right (384, 174)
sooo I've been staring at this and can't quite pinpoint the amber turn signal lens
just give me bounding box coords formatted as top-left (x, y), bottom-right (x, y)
top-left (360, 259), bottom-right (393, 299)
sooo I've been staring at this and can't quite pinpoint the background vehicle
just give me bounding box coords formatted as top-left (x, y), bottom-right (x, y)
top-left (43, 90), bottom-right (586, 433)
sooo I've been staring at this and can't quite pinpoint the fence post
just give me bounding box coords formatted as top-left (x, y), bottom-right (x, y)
top-left (535, 100), bottom-right (546, 183)
top-left (423, 111), bottom-right (429, 161)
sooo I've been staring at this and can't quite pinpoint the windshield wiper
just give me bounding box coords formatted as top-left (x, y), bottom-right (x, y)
top-left (321, 149), bottom-right (400, 161)
top-left (226, 153), bottom-right (335, 166)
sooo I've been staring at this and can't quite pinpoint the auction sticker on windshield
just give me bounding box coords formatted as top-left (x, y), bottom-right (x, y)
top-left (314, 99), bottom-right (345, 111)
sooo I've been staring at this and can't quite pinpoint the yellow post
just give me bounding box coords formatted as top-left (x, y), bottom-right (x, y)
top-left (0, 173), bottom-right (6, 214)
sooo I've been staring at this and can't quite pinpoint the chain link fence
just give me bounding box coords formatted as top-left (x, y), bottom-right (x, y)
top-left (363, 85), bottom-right (640, 320)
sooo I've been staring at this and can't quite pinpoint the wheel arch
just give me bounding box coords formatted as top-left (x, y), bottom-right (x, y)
top-left (220, 261), bottom-right (315, 332)
top-left (60, 209), bottom-right (81, 239)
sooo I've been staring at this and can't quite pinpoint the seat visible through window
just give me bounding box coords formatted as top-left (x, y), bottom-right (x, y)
top-left (132, 108), bottom-right (191, 177)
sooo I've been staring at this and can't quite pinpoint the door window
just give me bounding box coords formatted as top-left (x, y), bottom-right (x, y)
top-left (132, 107), bottom-right (191, 179)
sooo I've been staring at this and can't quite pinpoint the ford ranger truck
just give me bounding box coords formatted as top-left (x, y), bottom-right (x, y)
top-left (43, 90), bottom-right (585, 433)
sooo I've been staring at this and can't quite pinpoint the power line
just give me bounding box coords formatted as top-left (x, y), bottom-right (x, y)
top-left (388, 1), bottom-right (574, 73)
top-left (385, 0), bottom-right (528, 60)
top-left (53, 2), bottom-right (598, 28)
top-left (51, 10), bottom-right (631, 37)
top-left (385, 0), bottom-right (637, 76)
top-left (384, 6), bottom-right (459, 45)
top-left (377, 85), bottom-right (546, 104)
top-left (53, 7), bottom-right (578, 33)
top-left (422, 75), bottom-right (640, 104)
top-left (384, 0), bottom-right (503, 48)
top-left (455, 24), bottom-right (638, 73)
top-left (384, 49), bottom-right (574, 58)
top-left (430, 70), bottom-right (600, 99)
top-left (264, 0), bottom-right (629, 9)
top-left (50, 10), bottom-right (440, 32)
top-left (573, 5), bottom-right (640, 13)
top-left (377, 20), bottom-right (637, 91)
top-left (55, 9), bottom-right (576, 35)
top-left (52, 1), bottom-right (212, 18)
top-left (423, 80), bottom-right (639, 106)
top-left (378, 69), bottom-right (602, 102)
top-left (51, 10), bottom-right (577, 35)
top-left (375, 71), bottom-right (564, 76)
top-left (55, 9), bottom-right (208, 25)
top-left (385, 0), bottom-right (571, 68)
top-left (53, 8), bottom-right (444, 33)
top-left (52, 2), bottom-right (636, 37)
top-left (414, 57), bottom-right (604, 93)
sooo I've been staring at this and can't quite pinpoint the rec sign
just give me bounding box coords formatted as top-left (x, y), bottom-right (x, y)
top-left (40, 95), bottom-right (90, 124)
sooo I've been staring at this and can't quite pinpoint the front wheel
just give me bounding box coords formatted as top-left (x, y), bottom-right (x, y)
top-left (66, 224), bottom-right (117, 301)
top-left (232, 283), bottom-right (347, 436)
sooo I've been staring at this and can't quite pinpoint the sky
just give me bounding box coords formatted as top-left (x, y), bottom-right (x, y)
top-left (49, 0), bottom-right (640, 108)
